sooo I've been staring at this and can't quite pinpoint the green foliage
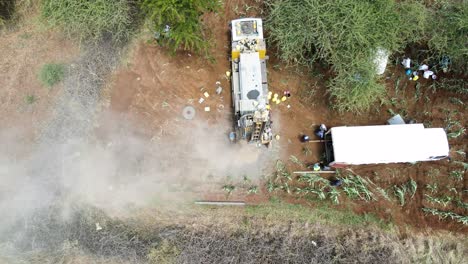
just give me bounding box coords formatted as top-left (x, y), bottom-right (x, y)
top-left (222, 184), bottom-right (235, 195)
top-left (25, 94), bottom-right (36, 104)
top-left (0, 0), bottom-right (15, 22)
top-left (422, 208), bottom-right (468, 225)
top-left (248, 185), bottom-right (259, 194)
top-left (342, 174), bottom-right (375, 202)
top-left (39, 63), bottom-right (65, 87)
top-left (427, 2), bottom-right (468, 70)
top-left (449, 170), bottom-right (465, 181)
top-left (328, 60), bottom-right (386, 113)
top-left (266, 0), bottom-right (426, 113)
top-left (393, 185), bottom-right (407, 206)
top-left (141, 0), bottom-right (219, 54)
top-left (289, 155), bottom-right (303, 166)
top-left (41, 0), bottom-right (136, 42)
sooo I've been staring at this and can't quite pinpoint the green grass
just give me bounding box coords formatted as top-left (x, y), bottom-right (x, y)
top-left (245, 198), bottom-right (393, 231)
top-left (25, 94), bottom-right (36, 104)
top-left (39, 63), bottom-right (65, 87)
top-left (41, 0), bottom-right (136, 43)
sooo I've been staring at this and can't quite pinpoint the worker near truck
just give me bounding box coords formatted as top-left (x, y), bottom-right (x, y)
top-left (315, 124), bottom-right (327, 139)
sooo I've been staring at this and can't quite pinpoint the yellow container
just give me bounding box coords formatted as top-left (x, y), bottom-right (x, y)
top-left (258, 49), bottom-right (266, 59)
top-left (232, 50), bottom-right (240, 59)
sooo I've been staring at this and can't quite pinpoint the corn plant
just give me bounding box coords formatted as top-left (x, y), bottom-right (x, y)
top-left (289, 155), bottom-right (303, 166)
top-left (455, 200), bottom-right (468, 210)
top-left (447, 127), bottom-right (466, 139)
top-left (308, 188), bottom-right (326, 200)
top-left (408, 178), bottom-right (417, 198)
top-left (426, 183), bottom-right (438, 194)
top-left (247, 186), bottom-right (258, 194)
top-left (376, 187), bottom-right (391, 201)
top-left (329, 188), bottom-right (340, 205)
top-left (424, 194), bottom-right (453, 207)
top-left (222, 185), bottom-right (235, 195)
top-left (455, 149), bottom-right (466, 158)
top-left (276, 160), bottom-right (286, 172)
top-left (267, 181), bottom-right (280, 193)
top-left (281, 182), bottom-right (291, 194)
top-left (298, 174), bottom-right (328, 188)
top-left (302, 146), bottom-right (312, 156)
top-left (343, 187), bottom-right (360, 200)
top-left (449, 170), bottom-right (465, 181)
top-left (342, 174), bottom-right (375, 202)
top-left (453, 161), bottom-right (468, 170)
top-left (449, 97), bottom-right (464, 106)
top-left (422, 208), bottom-right (468, 225)
top-left (393, 185), bottom-right (407, 206)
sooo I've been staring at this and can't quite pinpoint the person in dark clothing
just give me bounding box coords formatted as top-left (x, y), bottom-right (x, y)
top-left (315, 124), bottom-right (327, 139)
top-left (330, 178), bottom-right (342, 187)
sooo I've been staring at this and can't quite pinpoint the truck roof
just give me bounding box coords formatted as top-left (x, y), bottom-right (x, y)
top-left (331, 124), bottom-right (449, 165)
top-left (238, 52), bottom-right (266, 113)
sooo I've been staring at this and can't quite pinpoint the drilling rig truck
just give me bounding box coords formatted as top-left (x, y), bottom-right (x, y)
top-left (230, 18), bottom-right (272, 146)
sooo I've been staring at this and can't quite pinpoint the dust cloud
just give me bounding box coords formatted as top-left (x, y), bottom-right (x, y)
top-left (0, 111), bottom-right (277, 261)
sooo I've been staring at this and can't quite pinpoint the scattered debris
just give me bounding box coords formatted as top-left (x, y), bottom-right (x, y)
top-left (216, 85), bottom-right (223, 95)
top-left (95, 223), bottom-right (102, 231)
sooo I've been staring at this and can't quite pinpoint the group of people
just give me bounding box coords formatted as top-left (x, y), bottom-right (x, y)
top-left (401, 58), bottom-right (436, 81)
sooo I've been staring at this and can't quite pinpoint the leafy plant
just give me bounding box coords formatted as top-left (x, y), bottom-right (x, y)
top-left (450, 170), bottom-right (465, 181)
top-left (266, 0), bottom-right (427, 113)
top-left (39, 63), bottom-right (65, 87)
top-left (222, 185), bottom-right (235, 195)
top-left (424, 194), bottom-right (453, 207)
top-left (408, 178), bottom-right (417, 198)
top-left (248, 185), bottom-right (258, 194)
top-left (422, 208), bottom-right (468, 225)
top-left (329, 188), bottom-right (340, 205)
top-left (447, 127), bottom-right (466, 139)
top-left (289, 155), bottom-right (303, 166)
top-left (302, 146), bottom-right (312, 156)
top-left (427, 2), bottom-right (468, 71)
top-left (426, 183), bottom-right (438, 194)
top-left (25, 95), bottom-right (37, 104)
top-left (141, 0), bottom-right (219, 54)
top-left (393, 185), bottom-right (407, 206)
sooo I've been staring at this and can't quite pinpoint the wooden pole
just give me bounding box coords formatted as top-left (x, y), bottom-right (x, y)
top-left (195, 201), bottom-right (246, 206)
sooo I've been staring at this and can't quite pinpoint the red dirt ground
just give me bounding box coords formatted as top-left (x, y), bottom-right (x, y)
top-left (102, 0), bottom-right (467, 233)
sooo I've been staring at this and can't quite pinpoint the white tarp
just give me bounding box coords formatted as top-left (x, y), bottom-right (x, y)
top-left (373, 48), bottom-right (389, 75)
top-left (331, 124), bottom-right (449, 165)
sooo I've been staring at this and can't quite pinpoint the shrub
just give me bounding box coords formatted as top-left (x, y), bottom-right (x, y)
top-left (41, 0), bottom-right (136, 42)
top-left (25, 94), bottom-right (36, 104)
top-left (39, 63), bottom-right (65, 87)
top-left (428, 1), bottom-right (468, 70)
top-left (265, 0), bottom-right (427, 112)
top-left (328, 59), bottom-right (385, 113)
top-left (141, 0), bottom-right (219, 54)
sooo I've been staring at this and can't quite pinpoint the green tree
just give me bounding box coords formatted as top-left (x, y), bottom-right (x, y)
top-left (141, 0), bottom-right (219, 54)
